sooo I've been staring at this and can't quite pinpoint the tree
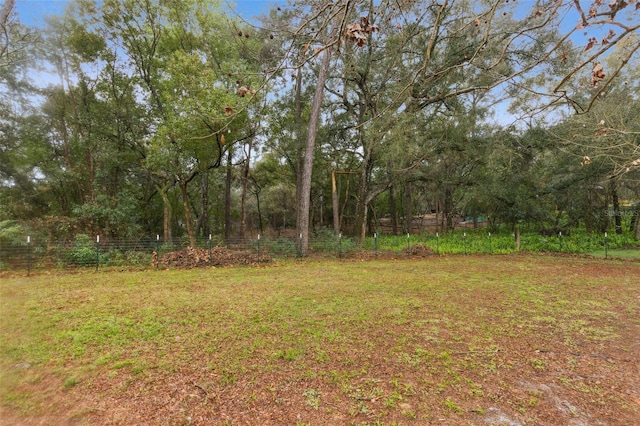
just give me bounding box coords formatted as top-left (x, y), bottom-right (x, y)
top-left (548, 54), bottom-right (640, 235)
top-left (60, 0), bottom-right (261, 245)
top-left (4, 0), bottom-right (639, 244)
top-left (1, 0), bottom-right (37, 69)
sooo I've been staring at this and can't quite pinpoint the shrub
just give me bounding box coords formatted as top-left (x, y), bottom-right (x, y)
top-left (65, 234), bottom-right (97, 266)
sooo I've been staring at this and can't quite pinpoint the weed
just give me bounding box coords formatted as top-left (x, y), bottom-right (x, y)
top-left (443, 397), bottom-right (462, 414)
top-left (529, 358), bottom-right (546, 371)
top-left (63, 376), bottom-right (80, 389)
top-left (350, 401), bottom-right (372, 415)
top-left (401, 409), bottom-right (417, 419)
top-left (302, 389), bottom-right (321, 410)
top-left (112, 359), bottom-right (134, 369)
top-left (274, 348), bottom-right (302, 361)
top-left (384, 391), bottom-right (403, 408)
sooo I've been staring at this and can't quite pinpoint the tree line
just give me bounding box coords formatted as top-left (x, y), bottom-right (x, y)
top-left (1, 0), bottom-right (639, 253)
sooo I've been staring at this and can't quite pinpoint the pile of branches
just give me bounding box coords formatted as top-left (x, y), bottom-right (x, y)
top-left (156, 247), bottom-right (271, 268)
top-left (404, 244), bottom-right (435, 257)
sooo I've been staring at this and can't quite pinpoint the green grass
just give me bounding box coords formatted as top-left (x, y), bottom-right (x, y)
top-left (1, 255), bottom-right (639, 424)
top-left (369, 228), bottom-right (640, 255)
top-left (589, 248), bottom-right (640, 259)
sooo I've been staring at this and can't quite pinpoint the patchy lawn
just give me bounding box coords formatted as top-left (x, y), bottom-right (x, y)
top-left (1, 254), bottom-right (639, 425)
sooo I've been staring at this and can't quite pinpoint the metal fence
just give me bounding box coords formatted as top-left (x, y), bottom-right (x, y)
top-left (0, 234), bottom-right (359, 274)
top-left (0, 230), bottom-right (624, 274)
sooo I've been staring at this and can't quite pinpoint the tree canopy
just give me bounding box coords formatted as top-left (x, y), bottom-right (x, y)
top-left (1, 0), bottom-right (639, 247)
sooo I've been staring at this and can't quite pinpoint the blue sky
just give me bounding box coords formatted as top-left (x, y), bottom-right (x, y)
top-left (14, 0), bottom-right (281, 27)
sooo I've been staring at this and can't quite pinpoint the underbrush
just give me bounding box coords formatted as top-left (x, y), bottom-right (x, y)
top-left (369, 228), bottom-right (639, 256)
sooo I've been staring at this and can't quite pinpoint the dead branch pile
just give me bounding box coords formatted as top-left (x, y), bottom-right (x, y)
top-left (404, 244), bottom-right (435, 257)
top-left (157, 247), bottom-right (271, 268)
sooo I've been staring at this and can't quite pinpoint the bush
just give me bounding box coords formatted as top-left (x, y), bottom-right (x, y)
top-left (100, 249), bottom-right (151, 267)
top-left (65, 234), bottom-right (97, 266)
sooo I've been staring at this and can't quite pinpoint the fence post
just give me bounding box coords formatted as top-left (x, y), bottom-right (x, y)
top-left (95, 235), bottom-right (100, 271)
top-left (27, 236), bottom-right (31, 276)
top-left (406, 233), bottom-right (410, 256)
top-left (488, 232), bottom-right (492, 254)
top-left (373, 232), bottom-right (378, 256)
top-left (558, 231), bottom-right (562, 252)
top-left (208, 234), bottom-right (212, 264)
top-left (436, 232), bottom-right (439, 255)
top-left (155, 235), bottom-right (160, 270)
top-left (257, 234), bottom-right (261, 255)
top-left (338, 232), bottom-right (342, 259)
top-left (604, 232), bottom-right (608, 259)
top-left (464, 232), bottom-right (467, 255)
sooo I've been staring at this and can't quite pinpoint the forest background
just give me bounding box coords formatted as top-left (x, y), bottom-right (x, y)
top-left (1, 0), bottom-right (640, 256)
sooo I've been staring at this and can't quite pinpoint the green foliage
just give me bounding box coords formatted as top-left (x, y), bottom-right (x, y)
top-left (1, 0), bottom-right (639, 251)
top-left (101, 249), bottom-right (151, 267)
top-left (0, 220), bottom-right (25, 246)
top-left (370, 228), bottom-right (639, 255)
top-left (65, 234), bottom-right (97, 266)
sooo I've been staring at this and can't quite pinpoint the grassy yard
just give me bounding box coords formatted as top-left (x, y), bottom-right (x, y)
top-left (588, 248), bottom-right (640, 259)
top-left (1, 254), bottom-right (639, 425)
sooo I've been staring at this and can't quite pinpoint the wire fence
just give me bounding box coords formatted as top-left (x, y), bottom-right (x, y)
top-left (0, 230), bottom-right (630, 274)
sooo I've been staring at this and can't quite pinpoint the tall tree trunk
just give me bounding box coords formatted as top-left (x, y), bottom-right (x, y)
top-left (225, 147), bottom-right (233, 242)
top-left (332, 171), bottom-right (340, 235)
top-left (295, 64), bottom-right (305, 227)
top-left (295, 0), bottom-right (350, 254)
top-left (354, 141), bottom-right (374, 244)
top-left (297, 46), bottom-right (333, 256)
top-left (87, 147), bottom-right (95, 202)
top-left (610, 180), bottom-right (622, 234)
top-left (584, 189), bottom-right (593, 232)
top-left (239, 139), bottom-right (253, 238)
top-left (158, 181), bottom-right (173, 244)
top-left (390, 185), bottom-right (399, 235)
top-left (601, 185), bottom-right (611, 233)
top-left (443, 186), bottom-right (455, 232)
top-left (254, 191), bottom-right (263, 235)
top-left (197, 170), bottom-right (210, 237)
top-left (388, 167), bottom-right (399, 235)
top-left (405, 181), bottom-right (413, 234)
top-left (178, 176), bottom-right (196, 247)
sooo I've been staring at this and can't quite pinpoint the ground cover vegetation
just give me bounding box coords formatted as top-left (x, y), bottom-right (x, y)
top-left (1, 255), bottom-right (639, 424)
top-left (1, 0), bottom-right (640, 251)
